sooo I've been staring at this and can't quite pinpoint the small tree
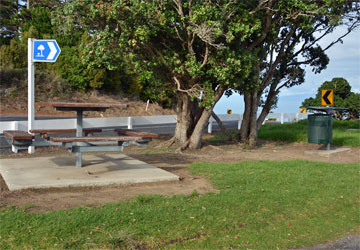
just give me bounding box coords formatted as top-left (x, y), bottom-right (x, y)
top-left (302, 77), bottom-right (360, 119)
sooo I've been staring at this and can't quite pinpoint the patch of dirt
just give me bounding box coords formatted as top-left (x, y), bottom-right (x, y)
top-left (0, 136), bottom-right (359, 213)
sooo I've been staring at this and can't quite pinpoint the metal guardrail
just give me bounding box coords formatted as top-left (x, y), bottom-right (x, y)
top-left (0, 113), bottom-right (308, 134)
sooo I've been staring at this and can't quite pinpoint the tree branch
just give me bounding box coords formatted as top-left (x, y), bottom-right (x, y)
top-left (201, 44), bottom-right (209, 68)
top-left (289, 21), bottom-right (359, 67)
top-left (261, 25), bottom-right (297, 90)
top-left (250, 0), bottom-right (270, 14)
top-left (248, 0), bottom-right (275, 50)
top-left (211, 111), bottom-right (234, 141)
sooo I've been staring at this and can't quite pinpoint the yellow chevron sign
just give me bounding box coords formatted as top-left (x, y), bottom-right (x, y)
top-left (299, 108), bottom-right (307, 113)
top-left (227, 109), bottom-right (232, 115)
top-left (321, 89), bottom-right (334, 106)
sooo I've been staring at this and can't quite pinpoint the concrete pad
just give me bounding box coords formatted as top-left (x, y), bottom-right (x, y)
top-left (305, 147), bottom-right (351, 157)
top-left (0, 154), bottom-right (179, 191)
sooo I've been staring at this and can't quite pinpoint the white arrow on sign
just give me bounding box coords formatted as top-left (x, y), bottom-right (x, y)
top-left (47, 42), bottom-right (57, 60)
top-left (33, 39), bottom-right (61, 62)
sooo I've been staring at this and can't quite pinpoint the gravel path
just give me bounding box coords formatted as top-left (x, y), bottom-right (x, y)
top-left (290, 235), bottom-right (359, 250)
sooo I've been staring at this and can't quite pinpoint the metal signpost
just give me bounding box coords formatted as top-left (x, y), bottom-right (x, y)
top-left (28, 39), bottom-right (61, 153)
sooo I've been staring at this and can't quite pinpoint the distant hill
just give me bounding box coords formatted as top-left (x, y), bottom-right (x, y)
top-left (0, 82), bottom-right (174, 118)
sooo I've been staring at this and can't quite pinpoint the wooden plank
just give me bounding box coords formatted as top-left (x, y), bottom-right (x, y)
top-left (36, 102), bottom-right (128, 109)
top-left (29, 129), bottom-right (102, 134)
top-left (3, 130), bottom-right (34, 140)
top-left (115, 129), bottom-right (158, 138)
top-left (50, 136), bottom-right (142, 143)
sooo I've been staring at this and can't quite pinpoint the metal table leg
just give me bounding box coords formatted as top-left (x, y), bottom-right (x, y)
top-left (76, 110), bottom-right (83, 167)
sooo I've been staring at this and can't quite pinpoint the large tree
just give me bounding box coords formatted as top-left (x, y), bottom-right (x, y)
top-left (233, 0), bottom-right (360, 146)
top-left (57, 0), bottom-right (262, 149)
top-left (56, 0), bottom-right (360, 149)
top-left (0, 0), bottom-right (25, 45)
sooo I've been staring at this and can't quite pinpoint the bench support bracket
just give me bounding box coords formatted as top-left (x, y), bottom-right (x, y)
top-left (71, 146), bottom-right (124, 153)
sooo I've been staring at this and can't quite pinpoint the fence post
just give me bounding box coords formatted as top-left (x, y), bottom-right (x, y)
top-left (127, 117), bottom-right (133, 129)
top-left (281, 113), bottom-right (284, 124)
top-left (12, 121), bottom-right (19, 130)
top-left (208, 117), bottom-right (212, 134)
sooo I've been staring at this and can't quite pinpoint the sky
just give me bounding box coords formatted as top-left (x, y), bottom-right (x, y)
top-left (213, 26), bottom-right (360, 114)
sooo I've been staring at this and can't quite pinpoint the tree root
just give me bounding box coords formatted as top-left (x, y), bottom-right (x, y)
top-left (154, 137), bottom-right (176, 149)
top-left (155, 137), bottom-right (190, 154)
top-left (175, 140), bottom-right (190, 154)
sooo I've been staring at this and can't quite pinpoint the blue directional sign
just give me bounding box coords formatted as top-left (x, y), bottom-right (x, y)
top-left (33, 40), bottom-right (61, 62)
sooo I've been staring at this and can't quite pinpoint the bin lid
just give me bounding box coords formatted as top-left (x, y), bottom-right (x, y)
top-left (306, 106), bottom-right (347, 114)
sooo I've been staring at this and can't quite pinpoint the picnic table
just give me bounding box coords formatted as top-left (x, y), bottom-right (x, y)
top-left (4, 102), bottom-right (158, 168)
top-left (37, 102), bottom-right (128, 138)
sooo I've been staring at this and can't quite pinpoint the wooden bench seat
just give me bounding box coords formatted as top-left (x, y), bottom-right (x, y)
top-left (3, 130), bottom-right (35, 140)
top-left (29, 129), bottom-right (102, 138)
top-left (115, 129), bottom-right (158, 139)
top-left (30, 128), bottom-right (102, 134)
top-left (50, 136), bottom-right (142, 143)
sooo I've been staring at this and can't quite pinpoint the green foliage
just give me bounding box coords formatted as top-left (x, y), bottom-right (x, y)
top-left (0, 67), bottom-right (27, 88)
top-left (56, 0), bottom-right (262, 109)
top-left (302, 78), bottom-right (360, 119)
top-left (0, 39), bottom-right (26, 68)
top-left (0, 0), bottom-right (26, 45)
top-left (21, 7), bottom-right (54, 38)
top-left (55, 45), bottom-right (92, 90)
top-left (0, 4), bottom-right (135, 94)
top-left (1, 160), bottom-right (359, 249)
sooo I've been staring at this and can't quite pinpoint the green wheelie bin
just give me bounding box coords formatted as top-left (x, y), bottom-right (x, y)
top-left (308, 114), bottom-right (332, 144)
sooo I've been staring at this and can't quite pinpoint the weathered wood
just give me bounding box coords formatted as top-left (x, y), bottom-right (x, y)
top-left (36, 102), bottom-right (128, 109)
top-left (30, 129), bottom-right (102, 134)
top-left (3, 130), bottom-right (34, 140)
top-left (50, 136), bottom-right (142, 143)
top-left (115, 129), bottom-right (158, 138)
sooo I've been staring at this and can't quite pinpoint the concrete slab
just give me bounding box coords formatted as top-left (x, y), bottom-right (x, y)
top-left (0, 154), bottom-right (179, 191)
top-left (304, 147), bottom-right (351, 157)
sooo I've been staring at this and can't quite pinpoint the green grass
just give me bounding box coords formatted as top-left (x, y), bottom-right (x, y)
top-left (207, 119), bottom-right (359, 147)
top-left (1, 160), bottom-right (359, 249)
top-left (258, 119), bottom-right (360, 146)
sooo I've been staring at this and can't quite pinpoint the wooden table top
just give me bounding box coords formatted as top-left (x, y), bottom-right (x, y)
top-left (36, 102), bottom-right (128, 109)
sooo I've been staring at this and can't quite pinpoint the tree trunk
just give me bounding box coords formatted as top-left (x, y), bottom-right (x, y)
top-left (256, 89), bottom-right (278, 130)
top-left (188, 108), bottom-right (213, 149)
top-left (248, 91), bottom-right (259, 147)
top-left (171, 86), bottom-right (225, 150)
top-left (238, 91), bottom-right (260, 146)
top-left (238, 93), bottom-right (251, 142)
top-left (173, 93), bottom-right (192, 144)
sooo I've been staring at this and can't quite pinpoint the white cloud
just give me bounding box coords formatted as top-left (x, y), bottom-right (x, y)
top-left (282, 27), bottom-right (360, 98)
